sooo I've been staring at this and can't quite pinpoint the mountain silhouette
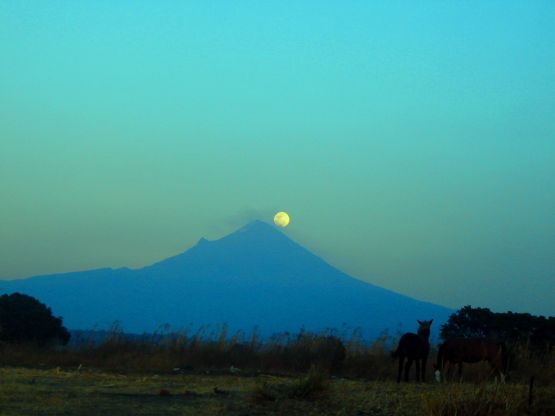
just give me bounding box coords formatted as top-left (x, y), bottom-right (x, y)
top-left (1, 220), bottom-right (452, 339)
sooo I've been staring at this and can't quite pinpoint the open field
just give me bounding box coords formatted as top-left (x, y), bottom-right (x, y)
top-left (1, 367), bottom-right (554, 416)
top-left (0, 327), bottom-right (554, 415)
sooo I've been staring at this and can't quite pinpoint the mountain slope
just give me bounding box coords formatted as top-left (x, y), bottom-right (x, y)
top-left (1, 221), bottom-right (452, 338)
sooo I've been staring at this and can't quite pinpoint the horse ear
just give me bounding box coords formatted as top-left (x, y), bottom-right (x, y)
top-left (430, 319), bottom-right (434, 324)
top-left (417, 320), bottom-right (423, 325)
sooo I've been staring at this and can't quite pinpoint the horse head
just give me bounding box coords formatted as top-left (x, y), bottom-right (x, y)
top-left (416, 319), bottom-right (433, 339)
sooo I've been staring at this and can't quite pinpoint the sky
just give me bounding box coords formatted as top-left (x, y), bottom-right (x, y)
top-left (1, 1), bottom-right (554, 316)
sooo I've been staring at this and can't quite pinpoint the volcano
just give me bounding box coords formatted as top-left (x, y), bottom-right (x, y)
top-left (1, 221), bottom-right (452, 339)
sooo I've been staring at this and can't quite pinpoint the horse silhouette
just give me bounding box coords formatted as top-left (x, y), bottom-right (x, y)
top-left (391, 319), bottom-right (433, 383)
top-left (434, 337), bottom-right (507, 382)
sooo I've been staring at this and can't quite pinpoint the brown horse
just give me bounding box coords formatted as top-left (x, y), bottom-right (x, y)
top-left (391, 320), bottom-right (433, 383)
top-left (434, 338), bottom-right (507, 382)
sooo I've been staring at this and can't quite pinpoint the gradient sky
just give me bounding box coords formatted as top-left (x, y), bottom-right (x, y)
top-left (1, 1), bottom-right (554, 316)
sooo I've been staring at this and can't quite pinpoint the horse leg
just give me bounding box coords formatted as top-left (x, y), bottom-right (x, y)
top-left (497, 363), bottom-right (506, 383)
top-left (446, 362), bottom-right (453, 382)
top-left (397, 356), bottom-right (404, 383)
top-left (437, 359), bottom-right (447, 383)
top-left (404, 359), bottom-right (413, 382)
top-left (421, 356), bottom-right (427, 382)
top-left (494, 355), bottom-right (506, 383)
top-left (491, 363), bottom-right (506, 384)
top-left (489, 363), bottom-right (498, 383)
top-left (457, 362), bottom-right (463, 382)
top-left (415, 359), bottom-right (421, 382)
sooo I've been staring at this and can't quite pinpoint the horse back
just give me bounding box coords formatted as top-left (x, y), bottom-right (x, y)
top-left (443, 338), bottom-right (504, 364)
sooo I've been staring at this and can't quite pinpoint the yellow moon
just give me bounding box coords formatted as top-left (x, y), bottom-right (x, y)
top-left (273, 211), bottom-right (290, 227)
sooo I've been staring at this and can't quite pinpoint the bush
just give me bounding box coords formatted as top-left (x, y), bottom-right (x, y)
top-left (0, 293), bottom-right (70, 346)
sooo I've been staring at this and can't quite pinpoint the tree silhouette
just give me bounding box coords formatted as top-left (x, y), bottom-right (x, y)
top-left (0, 293), bottom-right (70, 346)
top-left (440, 305), bottom-right (555, 352)
top-left (440, 305), bottom-right (495, 339)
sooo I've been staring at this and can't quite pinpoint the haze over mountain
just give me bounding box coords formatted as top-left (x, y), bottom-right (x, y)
top-left (1, 221), bottom-right (452, 339)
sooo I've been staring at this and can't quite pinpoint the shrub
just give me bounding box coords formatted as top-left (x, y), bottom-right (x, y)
top-left (0, 293), bottom-right (70, 346)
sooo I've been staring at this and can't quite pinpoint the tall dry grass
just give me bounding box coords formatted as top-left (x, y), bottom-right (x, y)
top-left (421, 383), bottom-right (555, 416)
top-left (0, 324), bottom-right (553, 387)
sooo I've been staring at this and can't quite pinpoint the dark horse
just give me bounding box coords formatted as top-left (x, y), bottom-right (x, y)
top-left (391, 319), bottom-right (433, 383)
top-left (434, 338), bottom-right (507, 382)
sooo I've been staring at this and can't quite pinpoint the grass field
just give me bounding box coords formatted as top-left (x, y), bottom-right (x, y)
top-left (1, 329), bottom-right (553, 415)
top-left (1, 366), bottom-right (554, 416)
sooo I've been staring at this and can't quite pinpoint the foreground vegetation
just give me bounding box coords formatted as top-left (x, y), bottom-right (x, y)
top-left (1, 328), bottom-right (553, 415)
top-left (1, 366), bottom-right (554, 416)
top-left (1, 297), bottom-right (554, 415)
top-left (1, 323), bottom-right (553, 383)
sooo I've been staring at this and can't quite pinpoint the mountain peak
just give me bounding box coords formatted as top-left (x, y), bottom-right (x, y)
top-left (236, 220), bottom-right (278, 233)
top-left (193, 221), bottom-right (278, 247)
top-left (197, 237), bottom-right (210, 245)
top-left (222, 219), bottom-right (289, 244)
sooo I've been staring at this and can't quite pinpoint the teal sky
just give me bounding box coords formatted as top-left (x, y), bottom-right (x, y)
top-left (1, 1), bottom-right (554, 316)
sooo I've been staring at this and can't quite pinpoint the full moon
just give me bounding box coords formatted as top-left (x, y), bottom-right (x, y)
top-left (273, 211), bottom-right (290, 228)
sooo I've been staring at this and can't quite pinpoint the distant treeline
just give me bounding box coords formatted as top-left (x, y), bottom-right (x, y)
top-left (440, 305), bottom-right (555, 352)
top-left (2, 293), bottom-right (553, 354)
